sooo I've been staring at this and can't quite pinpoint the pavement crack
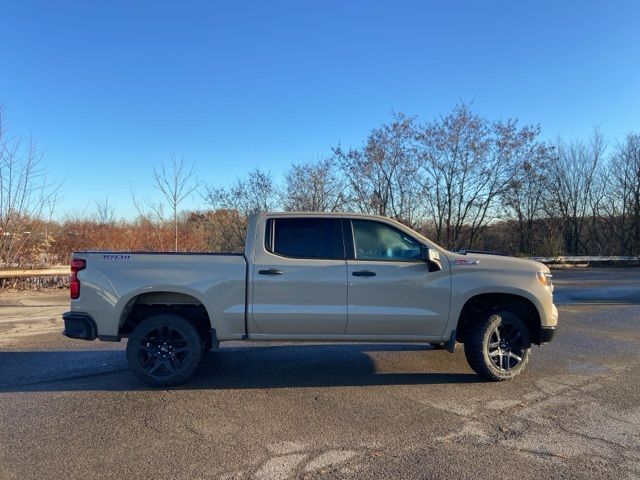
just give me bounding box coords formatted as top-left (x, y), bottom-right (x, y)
top-left (183, 423), bottom-right (204, 438)
top-left (143, 419), bottom-right (164, 437)
top-left (508, 445), bottom-right (571, 461)
top-left (551, 418), bottom-right (633, 450)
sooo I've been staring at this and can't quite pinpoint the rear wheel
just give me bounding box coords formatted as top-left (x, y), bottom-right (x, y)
top-left (464, 310), bottom-right (531, 381)
top-left (126, 314), bottom-right (202, 386)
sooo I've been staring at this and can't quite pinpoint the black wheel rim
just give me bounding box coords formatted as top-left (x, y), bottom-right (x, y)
top-left (137, 326), bottom-right (190, 378)
top-left (487, 319), bottom-right (525, 372)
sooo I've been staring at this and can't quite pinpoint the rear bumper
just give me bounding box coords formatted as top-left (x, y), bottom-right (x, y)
top-left (63, 312), bottom-right (97, 340)
top-left (539, 326), bottom-right (556, 344)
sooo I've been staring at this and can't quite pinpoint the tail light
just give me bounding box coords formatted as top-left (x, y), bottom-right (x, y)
top-left (70, 259), bottom-right (86, 299)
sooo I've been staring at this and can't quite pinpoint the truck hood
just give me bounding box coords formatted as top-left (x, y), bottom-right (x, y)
top-left (445, 251), bottom-right (550, 274)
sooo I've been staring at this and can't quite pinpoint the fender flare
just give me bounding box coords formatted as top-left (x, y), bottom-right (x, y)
top-left (446, 286), bottom-right (544, 338)
top-left (115, 285), bottom-right (215, 330)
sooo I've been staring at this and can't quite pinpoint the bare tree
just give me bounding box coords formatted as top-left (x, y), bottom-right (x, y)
top-left (94, 196), bottom-right (116, 225)
top-left (0, 107), bottom-right (61, 266)
top-left (606, 133), bottom-right (640, 254)
top-left (130, 184), bottom-right (170, 251)
top-left (501, 126), bottom-right (555, 254)
top-left (5, 101), bottom-right (635, 262)
top-left (203, 168), bottom-right (277, 248)
top-left (333, 113), bottom-right (424, 227)
top-left (583, 159), bottom-right (610, 254)
top-left (282, 158), bottom-right (346, 212)
top-left (545, 130), bottom-right (605, 255)
top-left (416, 104), bottom-right (536, 251)
top-left (151, 156), bottom-right (199, 251)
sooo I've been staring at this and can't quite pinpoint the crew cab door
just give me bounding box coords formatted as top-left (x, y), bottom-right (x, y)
top-left (345, 219), bottom-right (450, 337)
top-left (250, 217), bottom-right (348, 336)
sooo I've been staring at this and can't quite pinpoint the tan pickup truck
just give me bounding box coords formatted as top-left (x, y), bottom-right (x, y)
top-left (63, 212), bottom-right (557, 386)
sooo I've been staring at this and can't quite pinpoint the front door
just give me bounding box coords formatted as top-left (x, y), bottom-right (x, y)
top-left (345, 219), bottom-right (450, 337)
top-left (251, 217), bottom-right (348, 336)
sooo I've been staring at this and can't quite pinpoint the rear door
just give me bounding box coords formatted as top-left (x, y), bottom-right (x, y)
top-left (345, 219), bottom-right (450, 337)
top-left (250, 217), bottom-right (348, 336)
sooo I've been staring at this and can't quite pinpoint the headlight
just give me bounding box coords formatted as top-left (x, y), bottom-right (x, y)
top-left (536, 271), bottom-right (553, 286)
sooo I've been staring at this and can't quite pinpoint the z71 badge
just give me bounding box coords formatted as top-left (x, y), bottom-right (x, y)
top-left (455, 258), bottom-right (480, 265)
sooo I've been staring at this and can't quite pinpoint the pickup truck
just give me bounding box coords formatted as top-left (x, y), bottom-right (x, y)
top-left (63, 212), bottom-right (557, 386)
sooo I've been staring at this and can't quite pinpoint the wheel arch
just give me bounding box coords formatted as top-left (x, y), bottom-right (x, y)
top-left (117, 289), bottom-right (214, 342)
top-left (455, 292), bottom-right (543, 345)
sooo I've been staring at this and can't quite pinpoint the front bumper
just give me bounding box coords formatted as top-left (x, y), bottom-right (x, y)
top-left (63, 312), bottom-right (97, 340)
top-left (539, 326), bottom-right (556, 344)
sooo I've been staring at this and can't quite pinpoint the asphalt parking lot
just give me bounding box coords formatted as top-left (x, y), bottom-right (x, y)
top-left (1, 268), bottom-right (640, 480)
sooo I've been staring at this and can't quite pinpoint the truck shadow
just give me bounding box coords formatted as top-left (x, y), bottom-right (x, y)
top-left (0, 343), bottom-right (481, 393)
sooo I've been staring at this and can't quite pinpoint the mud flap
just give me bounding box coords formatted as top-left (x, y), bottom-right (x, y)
top-left (445, 329), bottom-right (456, 353)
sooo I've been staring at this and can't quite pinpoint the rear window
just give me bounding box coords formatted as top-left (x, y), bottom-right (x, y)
top-left (266, 218), bottom-right (344, 260)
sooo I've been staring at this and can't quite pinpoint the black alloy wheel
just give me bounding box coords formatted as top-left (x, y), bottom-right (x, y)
top-left (126, 314), bottom-right (202, 386)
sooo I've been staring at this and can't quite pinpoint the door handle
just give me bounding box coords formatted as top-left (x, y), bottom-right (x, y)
top-left (258, 268), bottom-right (284, 275)
top-left (352, 270), bottom-right (376, 277)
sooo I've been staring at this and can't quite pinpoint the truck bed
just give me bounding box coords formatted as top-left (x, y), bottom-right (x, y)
top-left (70, 251), bottom-right (247, 340)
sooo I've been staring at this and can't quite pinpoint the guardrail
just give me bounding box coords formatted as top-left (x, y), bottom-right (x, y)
top-left (531, 256), bottom-right (639, 266)
top-left (0, 266), bottom-right (68, 279)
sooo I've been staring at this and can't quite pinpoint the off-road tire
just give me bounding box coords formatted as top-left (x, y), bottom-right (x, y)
top-left (464, 310), bottom-right (531, 381)
top-left (126, 314), bottom-right (203, 387)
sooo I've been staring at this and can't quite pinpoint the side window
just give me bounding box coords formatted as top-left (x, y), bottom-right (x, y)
top-left (267, 218), bottom-right (345, 260)
top-left (351, 220), bottom-right (421, 261)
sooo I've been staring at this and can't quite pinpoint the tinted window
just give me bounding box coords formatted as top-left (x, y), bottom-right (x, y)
top-left (269, 218), bottom-right (344, 259)
top-left (352, 220), bottom-right (421, 261)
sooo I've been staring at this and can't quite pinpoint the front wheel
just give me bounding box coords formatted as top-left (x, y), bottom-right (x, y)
top-left (126, 314), bottom-right (203, 386)
top-left (464, 310), bottom-right (531, 381)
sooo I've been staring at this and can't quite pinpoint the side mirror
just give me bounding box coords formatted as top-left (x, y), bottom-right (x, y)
top-left (422, 247), bottom-right (442, 271)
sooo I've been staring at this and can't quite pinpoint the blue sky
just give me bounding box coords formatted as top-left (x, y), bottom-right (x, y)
top-left (1, 0), bottom-right (639, 219)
